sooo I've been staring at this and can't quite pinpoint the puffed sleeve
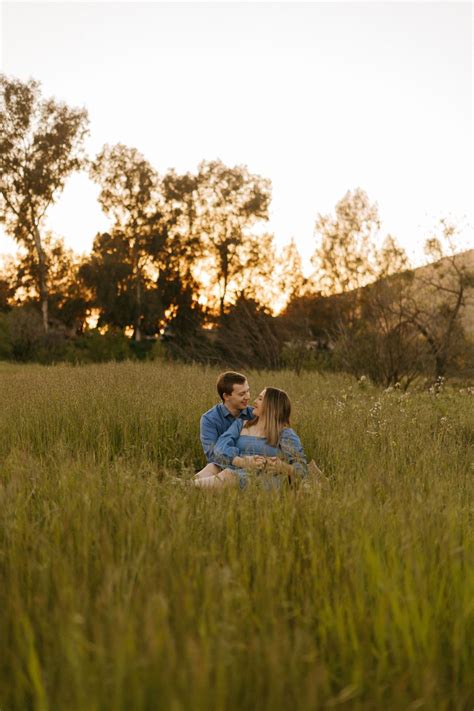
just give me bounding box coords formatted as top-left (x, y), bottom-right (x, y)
top-left (279, 428), bottom-right (308, 478)
top-left (214, 419), bottom-right (244, 466)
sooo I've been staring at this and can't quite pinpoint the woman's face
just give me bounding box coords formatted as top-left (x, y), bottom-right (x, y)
top-left (253, 389), bottom-right (266, 418)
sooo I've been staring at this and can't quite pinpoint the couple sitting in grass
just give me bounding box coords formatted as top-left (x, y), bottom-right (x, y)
top-left (193, 371), bottom-right (308, 489)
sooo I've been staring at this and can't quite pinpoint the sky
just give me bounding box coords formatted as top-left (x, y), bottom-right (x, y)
top-left (0, 1), bottom-right (472, 272)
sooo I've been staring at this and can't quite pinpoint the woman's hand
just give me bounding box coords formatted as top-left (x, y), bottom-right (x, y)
top-left (262, 457), bottom-right (294, 477)
top-left (231, 456), bottom-right (294, 476)
top-left (263, 456), bottom-right (278, 470)
top-left (232, 455), bottom-right (266, 470)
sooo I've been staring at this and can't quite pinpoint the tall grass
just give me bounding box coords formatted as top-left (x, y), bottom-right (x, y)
top-left (1, 361), bottom-right (473, 710)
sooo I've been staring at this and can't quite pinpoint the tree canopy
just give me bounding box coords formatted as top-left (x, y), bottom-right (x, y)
top-left (0, 74), bottom-right (89, 331)
top-left (1, 74), bottom-right (472, 383)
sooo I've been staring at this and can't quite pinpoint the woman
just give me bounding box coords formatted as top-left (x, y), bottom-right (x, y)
top-left (193, 387), bottom-right (307, 489)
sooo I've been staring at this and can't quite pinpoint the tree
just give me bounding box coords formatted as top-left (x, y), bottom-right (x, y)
top-left (275, 238), bottom-right (309, 310)
top-left (329, 220), bottom-right (473, 384)
top-left (0, 75), bottom-right (88, 331)
top-left (215, 295), bottom-right (281, 370)
top-left (79, 229), bottom-right (163, 336)
top-left (159, 169), bottom-right (208, 332)
top-left (89, 143), bottom-right (167, 340)
top-left (0, 268), bottom-right (13, 312)
top-left (332, 273), bottom-right (427, 387)
top-left (161, 162), bottom-right (276, 318)
top-left (312, 188), bottom-right (407, 295)
top-left (161, 169), bottom-right (201, 257)
top-left (10, 234), bottom-right (89, 333)
top-left (231, 232), bottom-right (279, 309)
top-left (86, 157), bottom-right (208, 341)
top-left (400, 220), bottom-right (474, 379)
top-left (374, 234), bottom-right (409, 278)
top-left (279, 205), bottom-right (413, 378)
top-left (194, 160), bottom-right (272, 315)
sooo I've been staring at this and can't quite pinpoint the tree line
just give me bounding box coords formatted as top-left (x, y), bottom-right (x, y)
top-left (1, 75), bottom-right (473, 385)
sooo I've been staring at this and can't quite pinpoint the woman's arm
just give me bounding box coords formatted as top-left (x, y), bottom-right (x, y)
top-left (214, 420), bottom-right (266, 470)
top-left (277, 428), bottom-right (308, 479)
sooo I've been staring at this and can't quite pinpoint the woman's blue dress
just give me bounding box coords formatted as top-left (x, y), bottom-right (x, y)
top-left (214, 419), bottom-right (307, 489)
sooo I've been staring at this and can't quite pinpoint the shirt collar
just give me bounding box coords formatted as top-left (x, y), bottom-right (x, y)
top-left (218, 403), bottom-right (235, 418)
top-left (218, 403), bottom-right (248, 419)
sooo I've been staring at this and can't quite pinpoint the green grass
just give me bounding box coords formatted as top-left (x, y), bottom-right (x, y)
top-left (0, 361), bottom-right (473, 710)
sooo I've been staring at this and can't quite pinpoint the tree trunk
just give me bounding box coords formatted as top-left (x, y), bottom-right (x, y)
top-left (135, 270), bottom-right (142, 342)
top-left (435, 353), bottom-right (446, 380)
top-left (133, 237), bottom-right (142, 342)
top-left (220, 252), bottom-right (229, 318)
top-left (32, 223), bottom-right (49, 333)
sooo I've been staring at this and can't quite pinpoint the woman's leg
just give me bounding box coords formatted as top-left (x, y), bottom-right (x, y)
top-left (192, 468), bottom-right (237, 488)
top-left (194, 463), bottom-right (222, 480)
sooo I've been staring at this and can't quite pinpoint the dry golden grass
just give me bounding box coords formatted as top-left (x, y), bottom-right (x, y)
top-left (0, 361), bottom-right (473, 710)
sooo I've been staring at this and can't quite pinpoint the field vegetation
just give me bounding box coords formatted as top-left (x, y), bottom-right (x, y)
top-left (0, 361), bottom-right (473, 710)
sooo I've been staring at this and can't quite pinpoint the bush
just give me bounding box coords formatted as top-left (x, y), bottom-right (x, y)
top-left (128, 338), bottom-right (159, 361)
top-left (0, 313), bottom-right (12, 360)
top-left (71, 329), bottom-right (130, 363)
top-left (6, 306), bottom-right (45, 361)
top-left (0, 310), bottom-right (171, 365)
top-left (280, 340), bottom-right (334, 375)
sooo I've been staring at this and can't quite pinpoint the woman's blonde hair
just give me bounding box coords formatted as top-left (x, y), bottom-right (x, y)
top-left (245, 387), bottom-right (291, 446)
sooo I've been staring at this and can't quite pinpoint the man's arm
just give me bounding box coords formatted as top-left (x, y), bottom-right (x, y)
top-left (200, 412), bottom-right (220, 463)
top-left (214, 419), bottom-right (243, 467)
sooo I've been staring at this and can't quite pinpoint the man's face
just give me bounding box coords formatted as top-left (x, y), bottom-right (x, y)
top-left (223, 380), bottom-right (250, 411)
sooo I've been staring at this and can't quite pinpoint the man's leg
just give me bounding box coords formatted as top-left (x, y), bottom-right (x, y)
top-left (194, 462), bottom-right (222, 479)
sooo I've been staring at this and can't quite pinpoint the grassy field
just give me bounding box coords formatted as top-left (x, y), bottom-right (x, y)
top-left (0, 361), bottom-right (473, 710)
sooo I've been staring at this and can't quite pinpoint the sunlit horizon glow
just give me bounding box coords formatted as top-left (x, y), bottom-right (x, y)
top-left (0, 1), bottom-right (472, 274)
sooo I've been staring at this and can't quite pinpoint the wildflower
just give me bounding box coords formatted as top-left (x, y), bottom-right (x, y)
top-left (430, 376), bottom-right (445, 396)
top-left (369, 400), bottom-right (382, 417)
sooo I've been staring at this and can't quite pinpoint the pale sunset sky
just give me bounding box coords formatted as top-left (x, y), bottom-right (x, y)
top-left (0, 1), bottom-right (472, 271)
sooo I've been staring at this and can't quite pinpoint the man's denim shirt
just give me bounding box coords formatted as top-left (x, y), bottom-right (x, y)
top-left (200, 403), bottom-right (254, 464)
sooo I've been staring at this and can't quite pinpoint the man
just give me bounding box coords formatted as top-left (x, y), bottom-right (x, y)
top-left (194, 371), bottom-right (254, 479)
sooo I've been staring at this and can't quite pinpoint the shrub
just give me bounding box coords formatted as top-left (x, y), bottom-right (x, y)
top-left (72, 329), bottom-right (130, 363)
top-left (6, 306), bottom-right (45, 361)
top-left (0, 313), bottom-right (12, 360)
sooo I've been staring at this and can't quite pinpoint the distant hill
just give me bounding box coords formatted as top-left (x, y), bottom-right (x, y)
top-left (411, 249), bottom-right (474, 337)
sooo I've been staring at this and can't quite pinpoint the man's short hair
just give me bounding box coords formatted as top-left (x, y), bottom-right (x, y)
top-left (217, 371), bottom-right (247, 401)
